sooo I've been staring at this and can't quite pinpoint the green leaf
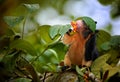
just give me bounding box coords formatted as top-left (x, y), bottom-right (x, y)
top-left (110, 35), bottom-right (120, 49)
top-left (38, 25), bottom-right (59, 44)
top-left (23, 4), bottom-right (40, 12)
top-left (2, 54), bottom-right (16, 72)
top-left (101, 42), bottom-right (111, 51)
top-left (50, 42), bottom-right (67, 62)
top-left (96, 30), bottom-right (111, 53)
top-left (49, 24), bottom-right (71, 39)
top-left (10, 39), bottom-right (37, 56)
top-left (5, 28), bottom-right (15, 36)
top-left (76, 16), bottom-right (96, 32)
top-left (76, 65), bottom-right (84, 76)
top-left (91, 53), bottom-right (120, 79)
top-left (106, 50), bottom-right (120, 67)
top-left (59, 24), bottom-right (71, 36)
top-left (49, 25), bottom-right (61, 39)
top-left (4, 16), bottom-right (24, 27)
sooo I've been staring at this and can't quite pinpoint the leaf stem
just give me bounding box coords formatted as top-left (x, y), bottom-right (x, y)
top-left (22, 17), bottom-right (26, 39)
top-left (31, 45), bottom-right (49, 64)
top-left (30, 36), bottom-right (61, 64)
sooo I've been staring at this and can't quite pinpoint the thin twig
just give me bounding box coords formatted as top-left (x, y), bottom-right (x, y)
top-left (30, 45), bottom-right (50, 64)
top-left (30, 36), bottom-right (62, 64)
top-left (43, 72), bottom-right (47, 82)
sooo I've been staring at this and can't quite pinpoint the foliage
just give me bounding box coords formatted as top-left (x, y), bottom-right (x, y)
top-left (0, 2), bottom-right (120, 82)
top-left (96, 30), bottom-right (111, 54)
top-left (4, 16), bottom-right (24, 27)
top-left (98, 0), bottom-right (120, 18)
top-left (49, 24), bottom-right (71, 39)
top-left (0, 3), bottom-right (69, 82)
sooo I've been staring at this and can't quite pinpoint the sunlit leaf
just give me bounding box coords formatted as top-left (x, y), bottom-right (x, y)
top-left (23, 4), bottom-right (40, 12)
top-left (4, 16), bottom-right (24, 27)
top-left (59, 24), bottom-right (71, 36)
top-left (49, 25), bottom-right (61, 39)
top-left (91, 53), bottom-right (120, 78)
top-left (49, 24), bottom-right (71, 39)
top-left (10, 39), bottom-right (37, 56)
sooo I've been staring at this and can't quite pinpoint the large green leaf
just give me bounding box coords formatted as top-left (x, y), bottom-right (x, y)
top-left (50, 42), bottom-right (67, 62)
top-left (110, 35), bottom-right (120, 49)
top-left (91, 53), bottom-right (120, 79)
top-left (38, 25), bottom-right (59, 44)
top-left (23, 4), bottom-right (40, 13)
top-left (59, 24), bottom-right (71, 36)
top-left (100, 35), bottom-right (120, 53)
top-left (96, 30), bottom-right (111, 53)
top-left (49, 25), bottom-right (61, 39)
top-left (49, 24), bottom-right (71, 39)
top-left (10, 39), bottom-right (37, 56)
top-left (76, 16), bottom-right (96, 32)
top-left (4, 16), bottom-right (24, 27)
top-left (106, 50), bottom-right (120, 67)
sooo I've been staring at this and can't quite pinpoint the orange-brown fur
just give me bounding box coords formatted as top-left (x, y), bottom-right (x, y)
top-left (62, 23), bottom-right (92, 67)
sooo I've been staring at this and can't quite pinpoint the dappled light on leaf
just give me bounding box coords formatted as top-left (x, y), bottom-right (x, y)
top-left (49, 24), bottom-right (71, 39)
top-left (49, 25), bottom-right (61, 39)
top-left (3, 16), bottom-right (24, 27)
top-left (91, 53), bottom-right (120, 79)
top-left (23, 4), bottom-right (40, 13)
top-left (0, 1), bottom-right (120, 81)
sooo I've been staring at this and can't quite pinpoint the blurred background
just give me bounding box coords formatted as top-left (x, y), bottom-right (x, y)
top-left (0, 0), bottom-right (120, 35)
top-left (0, 1), bottom-right (120, 81)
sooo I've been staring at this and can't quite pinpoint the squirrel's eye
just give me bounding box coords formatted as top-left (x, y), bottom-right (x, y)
top-left (68, 29), bottom-right (72, 32)
top-left (66, 29), bottom-right (75, 36)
